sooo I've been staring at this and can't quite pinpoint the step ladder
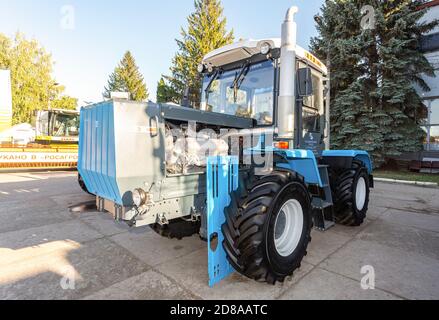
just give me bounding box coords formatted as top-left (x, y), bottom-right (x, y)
top-left (312, 165), bottom-right (335, 231)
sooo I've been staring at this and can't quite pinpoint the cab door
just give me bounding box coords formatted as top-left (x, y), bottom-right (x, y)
top-left (298, 69), bottom-right (326, 155)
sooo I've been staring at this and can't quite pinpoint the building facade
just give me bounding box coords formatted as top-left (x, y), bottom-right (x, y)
top-left (419, 0), bottom-right (439, 151)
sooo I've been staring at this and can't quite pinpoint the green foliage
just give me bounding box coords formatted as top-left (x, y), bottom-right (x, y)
top-left (375, 170), bottom-right (439, 185)
top-left (50, 96), bottom-right (78, 111)
top-left (162, 0), bottom-right (234, 107)
top-left (0, 33), bottom-right (72, 125)
top-left (103, 51), bottom-right (149, 101)
top-left (156, 77), bottom-right (178, 104)
top-left (311, 0), bottom-right (438, 167)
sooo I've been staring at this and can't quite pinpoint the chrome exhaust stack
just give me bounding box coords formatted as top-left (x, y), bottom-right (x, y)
top-left (277, 6), bottom-right (298, 140)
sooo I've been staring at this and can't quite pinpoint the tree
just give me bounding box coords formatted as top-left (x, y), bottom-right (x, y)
top-left (156, 76), bottom-right (178, 103)
top-left (103, 51), bottom-right (148, 101)
top-left (51, 96), bottom-right (78, 111)
top-left (0, 33), bottom-right (68, 125)
top-left (311, 0), bottom-right (438, 167)
top-left (162, 0), bottom-right (234, 107)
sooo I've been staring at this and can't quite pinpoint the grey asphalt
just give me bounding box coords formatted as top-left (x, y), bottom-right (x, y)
top-left (0, 171), bottom-right (438, 300)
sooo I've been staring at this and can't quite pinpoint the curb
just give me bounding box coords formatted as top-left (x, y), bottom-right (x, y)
top-left (374, 177), bottom-right (439, 188)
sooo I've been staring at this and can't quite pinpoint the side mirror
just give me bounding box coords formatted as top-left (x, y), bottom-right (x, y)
top-left (323, 78), bottom-right (330, 96)
top-left (297, 68), bottom-right (313, 97)
top-left (181, 85), bottom-right (190, 108)
top-left (324, 118), bottom-right (330, 139)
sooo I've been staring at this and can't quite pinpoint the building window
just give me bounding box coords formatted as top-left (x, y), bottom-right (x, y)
top-left (420, 32), bottom-right (439, 53)
top-left (431, 99), bottom-right (439, 125)
top-left (424, 99), bottom-right (439, 151)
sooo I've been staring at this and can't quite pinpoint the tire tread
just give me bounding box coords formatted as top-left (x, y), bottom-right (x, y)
top-left (222, 169), bottom-right (312, 284)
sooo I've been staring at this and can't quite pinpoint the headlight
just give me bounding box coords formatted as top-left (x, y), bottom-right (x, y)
top-left (260, 42), bottom-right (271, 55)
top-left (132, 188), bottom-right (147, 207)
top-left (197, 63), bottom-right (205, 73)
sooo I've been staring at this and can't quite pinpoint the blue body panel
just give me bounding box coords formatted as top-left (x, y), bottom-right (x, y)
top-left (277, 149), bottom-right (324, 186)
top-left (246, 147), bottom-right (324, 186)
top-left (248, 148), bottom-right (373, 186)
top-left (78, 102), bottom-right (122, 204)
top-left (322, 150), bottom-right (373, 173)
top-left (207, 156), bottom-right (239, 287)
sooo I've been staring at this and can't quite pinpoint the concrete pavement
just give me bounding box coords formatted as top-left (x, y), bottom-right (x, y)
top-left (0, 171), bottom-right (438, 300)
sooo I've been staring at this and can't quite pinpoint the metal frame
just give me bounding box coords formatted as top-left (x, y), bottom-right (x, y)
top-left (207, 156), bottom-right (239, 287)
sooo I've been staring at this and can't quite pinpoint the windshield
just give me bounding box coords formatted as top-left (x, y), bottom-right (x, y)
top-left (51, 113), bottom-right (80, 137)
top-left (200, 60), bottom-right (275, 125)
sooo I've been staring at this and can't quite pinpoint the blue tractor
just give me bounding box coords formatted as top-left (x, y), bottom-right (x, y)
top-left (78, 6), bottom-right (373, 285)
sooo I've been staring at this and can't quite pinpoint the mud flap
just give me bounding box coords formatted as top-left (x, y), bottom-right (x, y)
top-left (206, 156), bottom-right (239, 287)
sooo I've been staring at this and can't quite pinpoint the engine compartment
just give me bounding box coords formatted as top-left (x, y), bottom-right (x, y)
top-left (165, 121), bottom-right (230, 175)
top-left (160, 103), bottom-right (256, 175)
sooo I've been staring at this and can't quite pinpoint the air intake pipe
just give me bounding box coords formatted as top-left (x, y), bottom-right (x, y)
top-left (277, 6), bottom-right (298, 140)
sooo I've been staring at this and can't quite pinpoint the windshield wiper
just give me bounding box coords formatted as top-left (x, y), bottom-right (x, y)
top-left (205, 70), bottom-right (221, 105)
top-left (231, 63), bottom-right (251, 103)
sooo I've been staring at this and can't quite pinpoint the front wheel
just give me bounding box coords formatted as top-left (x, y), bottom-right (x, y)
top-left (222, 170), bottom-right (312, 285)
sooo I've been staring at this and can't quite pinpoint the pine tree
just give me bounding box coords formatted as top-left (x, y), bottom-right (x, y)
top-left (311, 0), bottom-right (438, 167)
top-left (103, 51), bottom-right (149, 101)
top-left (156, 76), bottom-right (178, 104)
top-left (379, 0), bottom-right (438, 159)
top-left (162, 0), bottom-right (234, 107)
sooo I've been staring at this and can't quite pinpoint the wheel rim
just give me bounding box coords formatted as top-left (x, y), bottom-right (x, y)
top-left (356, 177), bottom-right (367, 211)
top-left (274, 199), bottom-right (304, 257)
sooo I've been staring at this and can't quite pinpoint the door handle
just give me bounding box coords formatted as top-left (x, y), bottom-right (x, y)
top-left (151, 115), bottom-right (159, 137)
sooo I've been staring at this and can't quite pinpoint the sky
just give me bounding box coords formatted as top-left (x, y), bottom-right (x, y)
top-left (0, 0), bottom-right (325, 105)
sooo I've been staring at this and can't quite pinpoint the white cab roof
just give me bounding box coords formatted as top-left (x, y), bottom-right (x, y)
top-left (203, 38), bottom-right (327, 74)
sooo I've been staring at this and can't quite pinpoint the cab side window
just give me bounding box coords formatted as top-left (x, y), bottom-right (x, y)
top-left (302, 74), bottom-right (323, 133)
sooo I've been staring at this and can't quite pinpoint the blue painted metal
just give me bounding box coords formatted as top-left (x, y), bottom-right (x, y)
top-left (246, 146), bottom-right (323, 186)
top-left (207, 156), bottom-right (239, 287)
top-left (78, 102), bottom-right (122, 204)
top-left (245, 147), bottom-right (372, 186)
top-left (322, 150), bottom-right (373, 173)
top-left (276, 149), bottom-right (324, 187)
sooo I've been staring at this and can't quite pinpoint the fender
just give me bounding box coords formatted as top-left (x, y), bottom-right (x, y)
top-left (322, 150), bottom-right (373, 174)
top-left (275, 149), bottom-right (324, 187)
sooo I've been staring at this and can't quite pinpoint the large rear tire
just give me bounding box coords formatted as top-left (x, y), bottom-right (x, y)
top-left (222, 170), bottom-right (312, 285)
top-left (150, 218), bottom-right (201, 240)
top-left (332, 160), bottom-right (370, 226)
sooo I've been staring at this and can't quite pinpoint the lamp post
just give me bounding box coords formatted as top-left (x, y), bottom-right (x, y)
top-left (48, 82), bottom-right (60, 109)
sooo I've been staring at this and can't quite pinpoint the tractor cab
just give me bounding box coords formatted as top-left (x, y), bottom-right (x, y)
top-left (34, 109), bottom-right (80, 146)
top-left (199, 38), bottom-right (329, 156)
